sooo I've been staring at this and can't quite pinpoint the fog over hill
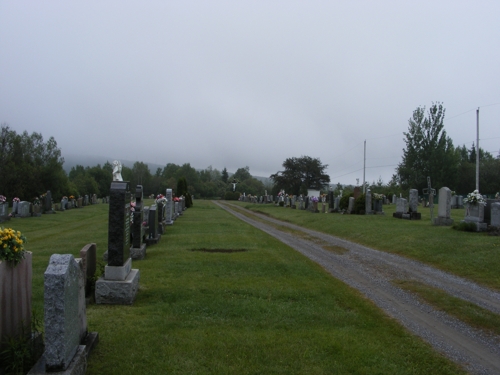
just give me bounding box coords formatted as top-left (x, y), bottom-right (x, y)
top-left (62, 153), bottom-right (273, 185)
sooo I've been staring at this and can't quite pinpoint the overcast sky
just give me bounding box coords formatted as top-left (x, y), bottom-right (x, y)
top-left (1, 1), bottom-right (499, 185)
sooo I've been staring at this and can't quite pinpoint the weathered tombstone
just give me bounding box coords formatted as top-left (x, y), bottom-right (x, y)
top-left (131, 186), bottom-right (146, 260)
top-left (12, 200), bottom-right (19, 215)
top-left (165, 189), bottom-right (174, 225)
top-left (451, 195), bottom-right (458, 209)
top-left (491, 202), bottom-right (500, 228)
top-left (77, 197), bottom-right (83, 208)
top-left (433, 187), bottom-right (454, 226)
top-left (43, 254), bottom-right (85, 372)
top-left (0, 252), bottom-right (32, 355)
top-left (95, 180), bottom-right (140, 305)
top-left (407, 189), bottom-right (421, 219)
top-left (0, 202), bottom-right (9, 222)
top-left (79, 243), bottom-right (97, 299)
top-left (146, 204), bottom-right (161, 245)
top-left (174, 201), bottom-right (179, 218)
top-left (60, 197), bottom-right (67, 211)
top-left (334, 197), bottom-right (340, 212)
top-left (457, 195), bottom-right (464, 209)
top-left (347, 197), bottom-right (355, 214)
top-left (393, 198), bottom-right (407, 219)
top-left (365, 189), bottom-right (372, 214)
top-left (18, 201), bottom-right (31, 218)
top-left (463, 198), bottom-right (487, 231)
top-left (44, 191), bottom-right (54, 214)
top-left (392, 194), bottom-right (396, 204)
top-left (84, 195), bottom-right (89, 206)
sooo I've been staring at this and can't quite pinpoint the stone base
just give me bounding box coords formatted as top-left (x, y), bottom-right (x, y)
top-left (146, 234), bottom-right (161, 246)
top-left (165, 220), bottom-right (173, 226)
top-left (394, 212), bottom-right (420, 220)
top-left (462, 220), bottom-right (488, 232)
top-left (95, 269), bottom-right (140, 305)
top-left (32, 213), bottom-right (42, 217)
top-left (81, 332), bottom-right (99, 358)
top-left (43, 210), bottom-right (56, 214)
top-left (433, 217), bottom-right (454, 226)
top-left (28, 345), bottom-right (87, 375)
top-left (105, 258), bottom-right (132, 281)
top-left (374, 211), bottom-right (385, 215)
top-left (130, 244), bottom-right (147, 260)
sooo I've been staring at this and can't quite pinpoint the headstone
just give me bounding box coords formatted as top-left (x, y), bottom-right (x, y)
top-left (12, 200), bottom-right (19, 215)
top-left (396, 198), bottom-right (407, 213)
top-left (174, 202), bottom-right (179, 218)
top-left (347, 197), bottom-right (355, 214)
top-left (146, 204), bottom-right (161, 245)
top-left (156, 201), bottom-right (165, 234)
top-left (0, 252), bottom-right (32, 354)
top-left (409, 189), bottom-right (418, 213)
top-left (77, 197), bottom-right (83, 208)
top-left (43, 254), bottom-right (82, 371)
top-left (84, 195), bottom-right (89, 206)
top-left (334, 197), bottom-right (340, 212)
top-left (392, 194), bottom-right (396, 204)
top-left (18, 201), bottom-right (31, 218)
top-left (422, 177), bottom-right (436, 223)
top-left (433, 187), bottom-right (454, 226)
top-left (131, 186), bottom-right (146, 260)
top-left (95, 180), bottom-right (140, 305)
top-left (491, 202), bottom-right (500, 228)
top-left (457, 195), bottom-right (464, 209)
top-left (60, 198), bottom-right (66, 211)
top-left (79, 243), bottom-right (97, 299)
top-left (0, 203), bottom-right (9, 222)
top-left (44, 191), bottom-right (54, 213)
top-left (451, 195), bottom-right (458, 209)
top-left (165, 189), bottom-right (174, 225)
top-left (365, 189), bottom-right (372, 214)
top-left (143, 206), bottom-right (150, 226)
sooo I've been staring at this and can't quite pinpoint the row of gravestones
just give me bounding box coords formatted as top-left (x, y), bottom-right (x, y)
top-left (0, 192), bottom-right (106, 223)
top-left (393, 186), bottom-right (500, 231)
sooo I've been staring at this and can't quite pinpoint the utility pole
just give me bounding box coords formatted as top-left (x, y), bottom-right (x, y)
top-left (363, 140), bottom-right (366, 193)
top-left (476, 108), bottom-right (479, 191)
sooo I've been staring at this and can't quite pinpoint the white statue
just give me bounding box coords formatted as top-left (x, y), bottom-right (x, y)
top-left (112, 160), bottom-right (123, 181)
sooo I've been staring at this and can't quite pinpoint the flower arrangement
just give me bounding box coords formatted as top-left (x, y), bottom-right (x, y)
top-left (310, 196), bottom-right (319, 203)
top-left (69, 195), bottom-right (75, 199)
top-left (173, 197), bottom-right (180, 202)
top-left (12, 197), bottom-right (20, 203)
top-left (0, 227), bottom-right (27, 266)
top-left (156, 194), bottom-right (167, 204)
top-left (0, 195), bottom-right (6, 204)
top-left (373, 193), bottom-right (384, 200)
top-left (62, 196), bottom-right (68, 200)
top-left (463, 190), bottom-right (487, 206)
top-left (33, 197), bottom-right (40, 206)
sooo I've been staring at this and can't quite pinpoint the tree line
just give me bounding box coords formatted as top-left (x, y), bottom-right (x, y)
top-left (0, 124), bottom-right (268, 201)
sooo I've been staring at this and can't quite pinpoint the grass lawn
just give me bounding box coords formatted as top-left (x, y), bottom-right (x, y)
top-left (241, 201), bottom-right (500, 290)
top-left (6, 200), bottom-right (466, 374)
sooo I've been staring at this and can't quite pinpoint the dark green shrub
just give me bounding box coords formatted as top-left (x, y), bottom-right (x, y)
top-left (354, 194), bottom-right (366, 214)
top-left (224, 191), bottom-right (239, 200)
top-left (452, 222), bottom-right (477, 232)
top-left (279, 201), bottom-right (284, 207)
top-left (339, 194), bottom-right (352, 210)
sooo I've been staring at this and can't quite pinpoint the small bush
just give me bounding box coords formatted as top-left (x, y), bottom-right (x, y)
top-left (452, 222), bottom-right (477, 232)
top-left (354, 194), bottom-right (365, 215)
top-left (339, 194), bottom-right (352, 210)
top-left (224, 191), bottom-right (240, 200)
top-left (279, 201), bottom-right (284, 207)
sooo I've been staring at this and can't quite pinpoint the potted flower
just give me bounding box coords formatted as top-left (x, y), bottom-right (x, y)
top-left (0, 227), bottom-right (28, 266)
top-left (311, 196), bottom-right (319, 213)
top-left (464, 190), bottom-right (487, 222)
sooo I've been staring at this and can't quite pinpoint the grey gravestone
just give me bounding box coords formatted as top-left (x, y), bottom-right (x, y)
top-left (43, 254), bottom-right (81, 371)
top-left (143, 206), bottom-right (150, 226)
top-left (457, 195), bottom-right (464, 209)
top-left (433, 187), bottom-right (454, 226)
top-left (0, 203), bottom-right (9, 222)
top-left (157, 201), bottom-right (165, 234)
top-left (396, 198), bottom-right (407, 213)
top-left (334, 197), bottom-right (340, 212)
top-left (462, 202), bottom-right (487, 231)
top-left (491, 202), bottom-right (500, 228)
top-left (84, 195), bottom-right (89, 206)
top-left (365, 189), bottom-right (372, 214)
top-left (392, 194), bottom-right (396, 204)
top-left (422, 177), bottom-right (436, 223)
top-left (347, 197), bottom-right (355, 214)
top-left (409, 189), bottom-right (418, 213)
top-left (12, 201), bottom-right (19, 215)
top-left (18, 201), bottom-right (31, 218)
top-left (451, 195), bottom-right (458, 209)
top-left (174, 202), bottom-right (179, 218)
top-left (165, 189), bottom-right (174, 225)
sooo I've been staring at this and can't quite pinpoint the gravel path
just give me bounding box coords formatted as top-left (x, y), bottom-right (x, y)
top-left (216, 202), bottom-right (500, 375)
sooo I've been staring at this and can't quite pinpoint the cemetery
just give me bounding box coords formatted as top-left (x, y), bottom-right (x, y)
top-left (1, 178), bottom-right (500, 374)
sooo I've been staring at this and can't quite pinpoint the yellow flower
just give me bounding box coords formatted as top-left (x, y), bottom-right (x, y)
top-left (3, 244), bottom-right (6, 248)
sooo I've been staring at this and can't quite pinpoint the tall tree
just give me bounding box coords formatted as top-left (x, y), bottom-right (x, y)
top-left (221, 167), bottom-right (229, 183)
top-left (270, 156), bottom-right (330, 195)
top-left (396, 103), bottom-right (458, 191)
